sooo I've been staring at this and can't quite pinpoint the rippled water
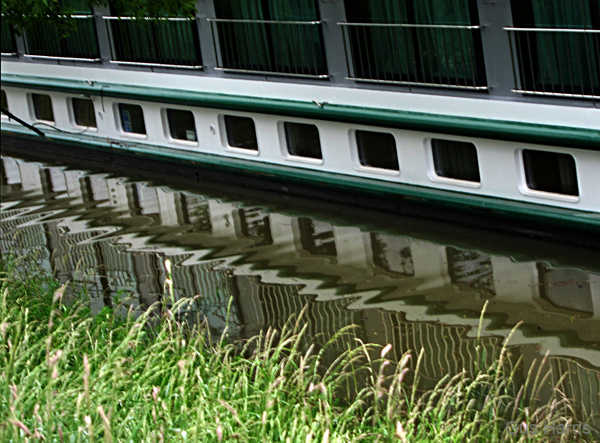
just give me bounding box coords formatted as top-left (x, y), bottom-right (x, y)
top-left (1, 148), bottom-right (599, 423)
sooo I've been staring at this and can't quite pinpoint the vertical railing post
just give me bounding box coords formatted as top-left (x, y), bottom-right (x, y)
top-left (93, 4), bottom-right (112, 64)
top-left (196, 0), bottom-right (218, 75)
top-left (475, 0), bottom-right (515, 97)
top-left (318, 0), bottom-right (348, 84)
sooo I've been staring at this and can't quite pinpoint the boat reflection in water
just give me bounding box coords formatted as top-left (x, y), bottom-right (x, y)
top-left (1, 154), bottom-right (599, 426)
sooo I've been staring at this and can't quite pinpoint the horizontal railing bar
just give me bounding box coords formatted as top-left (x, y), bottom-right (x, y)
top-left (1, 52), bottom-right (18, 56)
top-left (215, 67), bottom-right (329, 79)
top-left (109, 60), bottom-right (204, 69)
top-left (208, 18), bottom-right (322, 25)
top-left (512, 89), bottom-right (599, 99)
top-left (24, 54), bottom-right (100, 62)
top-left (504, 27), bottom-right (600, 33)
top-left (348, 77), bottom-right (489, 90)
top-left (339, 22), bottom-right (482, 30)
top-left (103, 16), bottom-right (195, 21)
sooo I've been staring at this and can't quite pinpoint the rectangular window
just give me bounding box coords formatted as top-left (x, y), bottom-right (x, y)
top-left (213, 0), bottom-right (328, 77)
top-left (343, 0), bottom-right (487, 89)
top-left (1, 17), bottom-right (17, 54)
top-left (25, 2), bottom-right (99, 60)
top-left (32, 94), bottom-right (55, 122)
top-left (108, 5), bottom-right (202, 67)
top-left (523, 149), bottom-right (579, 196)
top-left (284, 122), bottom-right (322, 160)
top-left (224, 115), bottom-right (258, 151)
top-left (118, 104), bottom-right (146, 135)
top-left (510, 0), bottom-right (600, 97)
top-left (356, 130), bottom-right (399, 171)
top-left (432, 139), bottom-right (480, 182)
top-left (72, 97), bottom-right (97, 128)
top-left (167, 109), bottom-right (197, 142)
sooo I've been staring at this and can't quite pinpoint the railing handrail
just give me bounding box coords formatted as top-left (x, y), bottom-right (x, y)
top-left (338, 22), bottom-right (482, 30)
top-left (504, 26), bottom-right (600, 33)
top-left (103, 16), bottom-right (195, 21)
top-left (208, 18), bottom-right (322, 25)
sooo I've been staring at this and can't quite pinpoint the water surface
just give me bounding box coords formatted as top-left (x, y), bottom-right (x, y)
top-left (1, 150), bottom-right (599, 424)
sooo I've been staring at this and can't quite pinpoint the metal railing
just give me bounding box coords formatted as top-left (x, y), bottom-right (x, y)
top-left (1, 17), bottom-right (18, 56)
top-left (24, 15), bottom-right (100, 62)
top-left (505, 27), bottom-right (600, 99)
top-left (208, 18), bottom-right (329, 78)
top-left (339, 22), bottom-right (488, 90)
top-left (104, 16), bottom-right (203, 69)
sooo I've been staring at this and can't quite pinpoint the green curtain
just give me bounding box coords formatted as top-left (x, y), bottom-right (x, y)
top-left (268, 0), bottom-right (325, 74)
top-left (366, 0), bottom-right (412, 79)
top-left (530, 0), bottom-right (599, 93)
top-left (218, 0), bottom-right (271, 71)
top-left (412, 0), bottom-right (477, 84)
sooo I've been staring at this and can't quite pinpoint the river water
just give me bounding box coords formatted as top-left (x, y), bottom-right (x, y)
top-left (1, 148), bottom-right (599, 426)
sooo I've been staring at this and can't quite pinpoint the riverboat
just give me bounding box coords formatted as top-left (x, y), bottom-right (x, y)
top-left (1, 0), bottom-right (599, 239)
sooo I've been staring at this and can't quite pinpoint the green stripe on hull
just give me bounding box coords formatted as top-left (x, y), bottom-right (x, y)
top-left (2, 124), bottom-right (599, 233)
top-left (2, 74), bottom-right (599, 150)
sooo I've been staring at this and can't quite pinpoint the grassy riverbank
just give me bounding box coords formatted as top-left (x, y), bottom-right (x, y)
top-left (0, 254), bottom-right (589, 442)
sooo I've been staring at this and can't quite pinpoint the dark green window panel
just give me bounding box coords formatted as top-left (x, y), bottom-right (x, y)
top-left (1, 18), bottom-right (17, 54)
top-left (214, 0), bottom-right (328, 77)
top-left (109, 18), bottom-right (202, 67)
top-left (432, 139), bottom-right (480, 182)
top-left (25, 14), bottom-right (100, 60)
top-left (523, 149), bottom-right (579, 196)
top-left (225, 115), bottom-right (258, 151)
top-left (510, 0), bottom-right (600, 97)
top-left (72, 98), bottom-right (97, 128)
top-left (32, 94), bottom-right (55, 122)
top-left (343, 0), bottom-right (486, 88)
top-left (284, 122), bottom-right (322, 159)
top-left (356, 130), bottom-right (399, 171)
top-left (119, 104), bottom-right (146, 135)
top-left (167, 109), bottom-right (197, 141)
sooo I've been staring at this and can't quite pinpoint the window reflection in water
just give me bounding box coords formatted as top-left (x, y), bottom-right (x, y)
top-left (297, 218), bottom-right (337, 257)
top-left (370, 233), bottom-right (414, 275)
top-left (446, 247), bottom-right (495, 294)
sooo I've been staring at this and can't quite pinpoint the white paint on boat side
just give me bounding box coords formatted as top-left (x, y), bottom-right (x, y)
top-left (2, 61), bottom-right (599, 130)
top-left (2, 86), bottom-right (600, 213)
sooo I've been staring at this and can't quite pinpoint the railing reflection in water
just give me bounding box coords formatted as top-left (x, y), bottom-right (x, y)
top-left (1, 154), bottom-right (599, 426)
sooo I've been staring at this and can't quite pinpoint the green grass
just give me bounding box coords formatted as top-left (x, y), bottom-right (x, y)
top-left (0, 253), bottom-right (590, 442)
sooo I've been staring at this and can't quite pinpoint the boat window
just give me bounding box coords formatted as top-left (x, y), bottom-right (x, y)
top-left (72, 97), bottom-right (97, 128)
top-left (108, 4), bottom-right (202, 68)
top-left (214, 0), bottom-right (327, 77)
top-left (118, 104), bottom-right (146, 135)
top-left (509, 0), bottom-right (600, 97)
top-left (432, 139), bottom-right (480, 182)
top-left (343, 0), bottom-right (487, 89)
top-left (1, 90), bottom-right (7, 112)
top-left (32, 94), bottom-right (55, 122)
top-left (356, 130), bottom-right (399, 171)
top-left (224, 115), bottom-right (258, 151)
top-left (167, 109), bottom-right (197, 142)
top-left (523, 149), bottom-right (579, 196)
top-left (284, 122), bottom-right (322, 160)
